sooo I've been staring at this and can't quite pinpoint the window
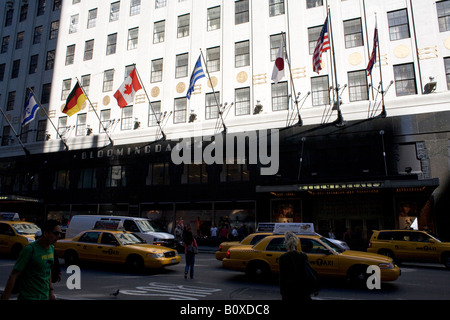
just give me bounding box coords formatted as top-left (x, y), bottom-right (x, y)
top-left (222, 163), bottom-right (250, 182)
top-left (53, 0), bottom-right (62, 11)
top-left (103, 69), bottom-right (115, 92)
top-left (5, 9), bottom-right (13, 27)
top-left (151, 59), bottom-right (163, 83)
top-left (81, 74), bottom-right (91, 96)
top-left (1, 126), bottom-right (11, 146)
top-left (84, 40), bottom-right (94, 61)
top-left (127, 27), bottom-right (139, 50)
top-left (107, 166), bottom-right (127, 187)
top-left (174, 98), bottom-right (187, 123)
top-left (53, 170), bottom-right (70, 190)
top-left (1, 36), bottom-right (10, 54)
top-left (65, 45), bottom-right (75, 65)
top-left (235, 87), bottom-right (250, 116)
top-left (46, 50), bottom-right (55, 70)
top-left (208, 6), bottom-right (221, 31)
top-left (388, 9), bottom-right (410, 41)
top-left (106, 33), bottom-right (117, 55)
top-left (178, 14), bottom-right (190, 38)
top-left (70, 14), bottom-right (79, 33)
top-left (269, 0), bottom-right (285, 17)
top-left (76, 113), bottom-right (87, 136)
top-left (308, 26), bottom-right (322, 55)
top-left (344, 18), bottom-right (363, 48)
top-left (445, 57), bottom-right (450, 90)
top-left (148, 101), bottom-right (162, 127)
top-left (100, 109), bottom-right (111, 132)
top-left (348, 70), bottom-right (368, 102)
top-left (176, 53), bottom-right (188, 78)
top-left (155, 0), bottom-right (167, 8)
top-left (235, 41), bottom-right (250, 67)
top-left (307, 0), bottom-right (323, 8)
top-left (130, 0), bottom-right (141, 16)
top-left (37, 0), bottom-right (46, 16)
top-left (183, 164), bottom-right (208, 184)
top-left (272, 82), bottom-right (288, 111)
top-left (79, 232), bottom-right (100, 243)
top-left (311, 76), bottom-right (330, 106)
top-left (34, 26), bottom-right (43, 44)
top-left (110, 2), bottom-right (120, 22)
top-left (78, 168), bottom-right (97, 189)
top-left (121, 106), bottom-right (133, 130)
top-left (153, 21), bottom-right (165, 44)
top-left (20, 5), bottom-right (28, 22)
top-left (58, 117), bottom-right (68, 137)
top-left (270, 34), bottom-right (284, 61)
top-left (235, 0), bottom-right (249, 25)
top-left (206, 92), bottom-right (220, 119)
top-left (0, 64), bottom-right (5, 81)
top-left (11, 60), bottom-right (20, 79)
top-left (16, 32), bottom-right (25, 50)
top-left (207, 47), bottom-right (220, 72)
top-left (437, 0), bottom-right (450, 32)
top-left (394, 63), bottom-right (417, 96)
top-left (7, 91), bottom-right (16, 111)
top-left (41, 83), bottom-right (51, 104)
top-left (62, 79), bottom-right (72, 101)
top-left (49, 21), bottom-right (59, 40)
top-left (300, 238), bottom-right (330, 254)
top-left (87, 8), bottom-right (98, 29)
top-left (265, 238), bottom-right (286, 252)
top-left (29, 55), bottom-right (39, 74)
top-left (146, 163), bottom-right (170, 185)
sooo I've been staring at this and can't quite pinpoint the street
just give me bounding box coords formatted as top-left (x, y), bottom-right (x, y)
top-left (1, 250), bottom-right (449, 301)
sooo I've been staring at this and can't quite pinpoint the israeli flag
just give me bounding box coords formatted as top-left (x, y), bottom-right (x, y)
top-left (22, 92), bottom-right (40, 127)
top-left (186, 55), bottom-right (205, 99)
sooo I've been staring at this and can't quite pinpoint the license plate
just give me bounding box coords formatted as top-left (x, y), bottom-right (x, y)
top-left (171, 258), bottom-right (176, 263)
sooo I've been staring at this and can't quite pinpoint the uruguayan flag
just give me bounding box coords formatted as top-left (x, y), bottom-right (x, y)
top-left (186, 55), bottom-right (206, 99)
top-left (22, 92), bottom-right (40, 127)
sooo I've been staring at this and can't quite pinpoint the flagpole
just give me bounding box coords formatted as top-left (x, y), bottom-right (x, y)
top-left (281, 32), bottom-right (303, 127)
top-left (327, 7), bottom-right (345, 127)
top-left (28, 88), bottom-right (69, 151)
top-left (200, 49), bottom-right (227, 134)
top-left (376, 14), bottom-right (387, 118)
top-left (133, 65), bottom-right (166, 141)
top-left (0, 107), bottom-right (30, 156)
top-left (76, 78), bottom-right (114, 147)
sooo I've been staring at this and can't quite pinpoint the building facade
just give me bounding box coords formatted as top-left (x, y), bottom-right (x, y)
top-left (1, 0), bottom-right (450, 244)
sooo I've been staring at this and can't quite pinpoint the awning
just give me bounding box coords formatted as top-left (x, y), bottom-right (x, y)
top-left (0, 195), bottom-right (43, 204)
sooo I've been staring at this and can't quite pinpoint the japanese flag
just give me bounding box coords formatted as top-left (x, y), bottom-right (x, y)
top-left (114, 68), bottom-right (142, 108)
top-left (271, 40), bottom-right (285, 84)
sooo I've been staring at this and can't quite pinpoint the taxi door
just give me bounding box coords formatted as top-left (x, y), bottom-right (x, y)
top-left (76, 231), bottom-right (101, 261)
top-left (299, 238), bottom-right (339, 277)
top-left (404, 232), bottom-right (439, 262)
top-left (95, 232), bottom-right (123, 263)
top-left (262, 237), bottom-right (287, 273)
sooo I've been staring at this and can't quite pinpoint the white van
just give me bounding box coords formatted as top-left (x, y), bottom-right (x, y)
top-left (65, 215), bottom-right (175, 248)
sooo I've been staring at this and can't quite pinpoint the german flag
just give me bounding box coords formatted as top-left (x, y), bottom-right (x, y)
top-left (63, 82), bottom-right (87, 117)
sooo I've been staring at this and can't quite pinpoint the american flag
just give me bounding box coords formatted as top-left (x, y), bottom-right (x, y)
top-left (313, 17), bottom-right (331, 74)
top-left (366, 23), bottom-right (378, 76)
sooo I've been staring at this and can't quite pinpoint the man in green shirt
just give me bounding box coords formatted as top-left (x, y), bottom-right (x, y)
top-left (1, 219), bottom-right (61, 300)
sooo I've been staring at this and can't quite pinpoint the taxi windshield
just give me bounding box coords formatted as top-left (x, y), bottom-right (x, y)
top-left (320, 237), bottom-right (345, 254)
top-left (13, 223), bottom-right (40, 235)
top-left (135, 220), bottom-right (155, 233)
top-left (116, 233), bottom-right (146, 245)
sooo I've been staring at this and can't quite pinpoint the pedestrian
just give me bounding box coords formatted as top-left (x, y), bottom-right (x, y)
top-left (279, 231), bottom-right (313, 302)
top-left (210, 224), bottom-right (218, 246)
top-left (183, 225), bottom-right (198, 279)
top-left (1, 219), bottom-right (61, 300)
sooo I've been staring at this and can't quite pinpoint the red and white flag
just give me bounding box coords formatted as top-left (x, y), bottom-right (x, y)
top-left (271, 40), bottom-right (285, 84)
top-left (114, 68), bottom-right (142, 108)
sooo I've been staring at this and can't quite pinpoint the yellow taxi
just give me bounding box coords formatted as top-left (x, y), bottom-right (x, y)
top-left (0, 216), bottom-right (41, 257)
top-left (222, 230), bottom-right (400, 284)
top-left (55, 229), bottom-right (181, 272)
top-left (367, 230), bottom-right (450, 268)
top-left (215, 232), bottom-right (272, 261)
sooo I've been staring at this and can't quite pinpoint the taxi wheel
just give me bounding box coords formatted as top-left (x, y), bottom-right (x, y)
top-left (246, 261), bottom-right (270, 281)
top-left (126, 255), bottom-right (144, 273)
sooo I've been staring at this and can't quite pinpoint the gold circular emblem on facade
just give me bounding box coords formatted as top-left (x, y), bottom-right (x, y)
top-left (103, 96), bottom-right (110, 106)
top-left (445, 37), bottom-right (450, 50)
top-left (151, 86), bottom-right (160, 98)
top-left (207, 76), bottom-right (218, 88)
top-left (394, 45), bottom-right (410, 59)
top-left (348, 52), bottom-right (362, 66)
top-left (237, 71), bottom-right (248, 83)
top-left (176, 82), bottom-right (186, 93)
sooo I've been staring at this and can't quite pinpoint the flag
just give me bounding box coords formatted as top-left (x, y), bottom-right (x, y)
top-left (367, 23), bottom-right (378, 76)
top-left (186, 55), bottom-right (205, 99)
top-left (271, 40), bottom-right (285, 84)
top-left (63, 82), bottom-right (87, 117)
top-left (114, 68), bottom-right (142, 108)
top-left (22, 92), bottom-right (40, 127)
top-left (313, 17), bottom-right (331, 74)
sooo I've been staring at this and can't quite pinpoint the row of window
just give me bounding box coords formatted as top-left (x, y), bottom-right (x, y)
top-left (3, 0), bottom-right (60, 27)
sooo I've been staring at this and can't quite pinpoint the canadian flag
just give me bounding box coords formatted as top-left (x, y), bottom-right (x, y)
top-left (114, 68), bottom-right (142, 108)
top-left (271, 40), bottom-right (285, 84)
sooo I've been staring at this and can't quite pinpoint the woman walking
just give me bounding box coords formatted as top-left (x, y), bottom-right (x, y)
top-left (183, 225), bottom-right (198, 279)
